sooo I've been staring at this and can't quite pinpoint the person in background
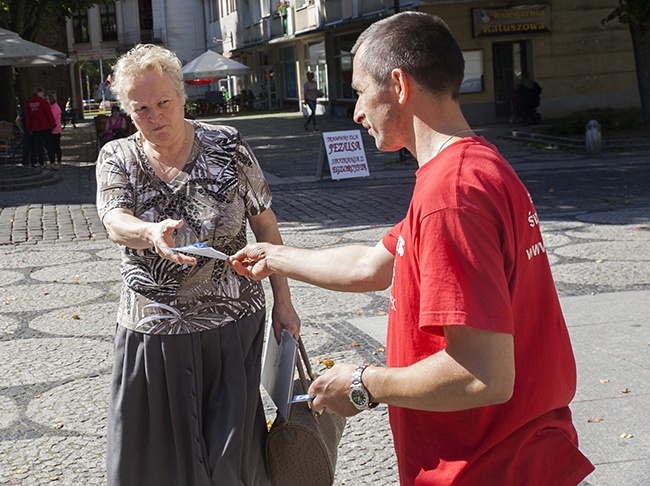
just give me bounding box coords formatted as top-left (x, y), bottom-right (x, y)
top-left (510, 72), bottom-right (542, 124)
top-left (96, 43), bottom-right (300, 486)
top-left (64, 97), bottom-right (76, 128)
top-left (15, 106), bottom-right (36, 167)
top-left (101, 105), bottom-right (128, 144)
top-left (230, 12), bottom-right (594, 486)
top-left (302, 71), bottom-right (322, 131)
top-left (24, 87), bottom-right (56, 169)
top-left (48, 94), bottom-right (63, 170)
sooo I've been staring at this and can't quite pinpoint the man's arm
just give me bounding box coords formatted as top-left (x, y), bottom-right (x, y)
top-left (248, 209), bottom-right (301, 341)
top-left (309, 325), bottom-right (515, 416)
top-left (229, 239), bottom-right (395, 293)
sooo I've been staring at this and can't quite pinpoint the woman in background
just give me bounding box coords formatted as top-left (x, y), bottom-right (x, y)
top-left (48, 94), bottom-right (62, 170)
top-left (101, 105), bottom-right (128, 144)
top-left (303, 71), bottom-right (322, 131)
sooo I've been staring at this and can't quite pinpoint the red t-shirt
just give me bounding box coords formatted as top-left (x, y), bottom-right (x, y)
top-left (25, 95), bottom-right (55, 132)
top-left (382, 137), bottom-right (594, 485)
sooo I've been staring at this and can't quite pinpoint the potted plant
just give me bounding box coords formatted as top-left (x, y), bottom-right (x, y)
top-left (274, 1), bottom-right (291, 34)
top-left (274, 1), bottom-right (290, 16)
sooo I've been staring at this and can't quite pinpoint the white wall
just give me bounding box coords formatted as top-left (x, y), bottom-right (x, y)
top-left (162, 0), bottom-right (207, 64)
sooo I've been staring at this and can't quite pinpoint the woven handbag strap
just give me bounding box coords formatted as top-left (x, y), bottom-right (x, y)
top-left (296, 337), bottom-right (319, 413)
top-left (297, 336), bottom-right (315, 381)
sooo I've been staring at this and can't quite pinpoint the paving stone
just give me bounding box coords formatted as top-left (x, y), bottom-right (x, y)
top-left (0, 113), bottom-right (649, 485)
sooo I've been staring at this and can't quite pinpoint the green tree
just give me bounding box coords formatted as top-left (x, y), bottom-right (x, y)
top-left (604, 0), bottom-right (650, 128)
top-left (0, 0), bottom-right (106, 121)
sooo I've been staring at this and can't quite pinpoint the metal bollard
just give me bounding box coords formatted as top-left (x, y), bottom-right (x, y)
top-left (585, 119), bottom-right (602, 158)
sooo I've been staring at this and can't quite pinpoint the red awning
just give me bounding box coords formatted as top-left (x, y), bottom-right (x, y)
top-left (184, 77), bottom-right (221, 85)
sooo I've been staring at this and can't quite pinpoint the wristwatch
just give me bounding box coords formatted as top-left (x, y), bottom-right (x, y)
top-left (349, 364), bottom-right (378, 410)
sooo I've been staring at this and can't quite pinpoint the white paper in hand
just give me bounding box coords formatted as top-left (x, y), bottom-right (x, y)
top-left (172, 242), bottom-right (229, 260)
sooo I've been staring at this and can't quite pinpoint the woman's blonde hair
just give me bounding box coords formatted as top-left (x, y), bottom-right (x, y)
top-left (111, 44), bottom-right (187, 114)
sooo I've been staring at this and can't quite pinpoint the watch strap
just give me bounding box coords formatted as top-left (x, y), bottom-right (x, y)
top-left (353, 364), bottom-right (378, 409)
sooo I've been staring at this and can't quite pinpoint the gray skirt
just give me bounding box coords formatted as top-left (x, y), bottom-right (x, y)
top-left (106, 309), bottom-right (270, 486)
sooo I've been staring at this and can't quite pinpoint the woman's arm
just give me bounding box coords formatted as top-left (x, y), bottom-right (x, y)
top-left (102, 207), bottom-right (197, 265)
top-left (15, 115), bottom-right (24, 134)
top-left (248, 208), bottom-right (301, 341)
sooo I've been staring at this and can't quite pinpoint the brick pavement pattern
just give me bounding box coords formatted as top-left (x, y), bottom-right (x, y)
top-left (1, 112), bottom-right (649, 485)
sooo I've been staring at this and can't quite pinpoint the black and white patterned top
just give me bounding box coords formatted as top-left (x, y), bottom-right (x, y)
top-left (96, 120), bottom-right (271, 335)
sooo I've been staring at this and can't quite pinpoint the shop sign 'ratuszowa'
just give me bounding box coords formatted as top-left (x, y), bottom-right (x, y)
top-left (472, 4), bottom-right (552, 38)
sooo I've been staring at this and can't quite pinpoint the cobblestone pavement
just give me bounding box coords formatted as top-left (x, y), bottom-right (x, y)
top-left (1, 113), bottom-right (649, 484)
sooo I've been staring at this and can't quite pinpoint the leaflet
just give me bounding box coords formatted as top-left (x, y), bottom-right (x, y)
top-left (171, 242), bottom-right (229, 260)
top-left (290, 394), bottom-right (314, 404)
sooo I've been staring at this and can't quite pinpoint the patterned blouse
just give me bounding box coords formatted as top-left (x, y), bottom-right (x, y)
top-left (96, 121), bottom-right (271, 335)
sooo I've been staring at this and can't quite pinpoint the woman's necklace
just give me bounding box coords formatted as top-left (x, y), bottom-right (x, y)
top-left (144, 126), bottom-right (188, 177)
top-left (437, 129), bottom-right (475, 155)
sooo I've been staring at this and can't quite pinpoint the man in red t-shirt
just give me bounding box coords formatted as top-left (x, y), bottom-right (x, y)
top-left (24, 87), bottom-right (56, 169)
top-left (229, 12), bottom-right (594, 486)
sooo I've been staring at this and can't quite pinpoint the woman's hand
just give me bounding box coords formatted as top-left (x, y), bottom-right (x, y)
top-left (148, 219), bottom-right (197, 265)
top-left (102, 209), bottom-right (197, 266)
top-left (271, 299), bottom-right (301, 343)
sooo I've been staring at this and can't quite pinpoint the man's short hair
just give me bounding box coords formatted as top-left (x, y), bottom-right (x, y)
top-left (352, 12), bottom-right (465, 99)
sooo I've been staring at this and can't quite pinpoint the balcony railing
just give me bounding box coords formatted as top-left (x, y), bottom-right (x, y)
top-left (240, 0), bottom-right (410, 45)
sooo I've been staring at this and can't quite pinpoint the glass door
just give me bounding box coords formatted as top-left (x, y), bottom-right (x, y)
top-left (492, 41), bottom-right (531, 119)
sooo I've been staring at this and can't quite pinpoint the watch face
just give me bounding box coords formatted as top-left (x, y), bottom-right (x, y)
top-left (350, 387), bottom-right (368, 408)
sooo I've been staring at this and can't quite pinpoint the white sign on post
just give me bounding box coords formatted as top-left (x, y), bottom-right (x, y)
top-left (320, 130), bottom-right (370, 180)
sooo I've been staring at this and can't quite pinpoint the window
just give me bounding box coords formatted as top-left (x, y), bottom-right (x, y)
top-left (242, 0), bottom-right (251, 28)
top-left (139, 0), bottom-right (154, 31)
top-left (335, 33), bottom-right (356, 100)
top-left (210, 0), bottom-right (219, 22)
top-left (306, 41), bottom-right (327, 97)
top-left (282, 46), bottom-right (297, 98)
top-left (260, 0), bottom-right (271, 17)
top-left (460, 50), bottom-right (484, 94)
top-left (220, 0), bottom-right (237, 15)
top-left (100, 3), bottom-right (118, 42)
top-left (72, 10), bottom-right (90, 43)
top-left (247, 0), bottom-right (265, 22)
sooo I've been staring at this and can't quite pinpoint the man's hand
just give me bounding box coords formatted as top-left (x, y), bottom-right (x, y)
top-left (228, 242), bottom-right (276, 280)
top-left (308, 363), bottom-right (363, 417)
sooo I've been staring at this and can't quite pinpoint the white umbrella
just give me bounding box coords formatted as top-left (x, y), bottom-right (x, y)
top-left (0, 28), bottom-right (69, 67)
top-left (182, 50), bottom-right (251, 80)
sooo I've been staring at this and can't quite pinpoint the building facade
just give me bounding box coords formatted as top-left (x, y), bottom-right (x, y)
top-left (64, 0), bottom-right (639, 125)
top-left (65, 0), bottom-right (208, 111)
top-left (211, 0), bottom-right (640, 124)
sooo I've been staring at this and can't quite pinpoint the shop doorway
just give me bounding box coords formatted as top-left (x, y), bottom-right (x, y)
top-left (492, 41), bottom-right (533, 119)
top-left (260, 65), bottom-right (279, 109)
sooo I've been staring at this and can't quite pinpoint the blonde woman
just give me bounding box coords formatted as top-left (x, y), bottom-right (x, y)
top-left (96, 44), bottom-right (299, 486)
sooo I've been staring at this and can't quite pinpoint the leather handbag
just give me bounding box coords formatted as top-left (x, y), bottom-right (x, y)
top-left (266, 337), bottom-right (347, 486)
